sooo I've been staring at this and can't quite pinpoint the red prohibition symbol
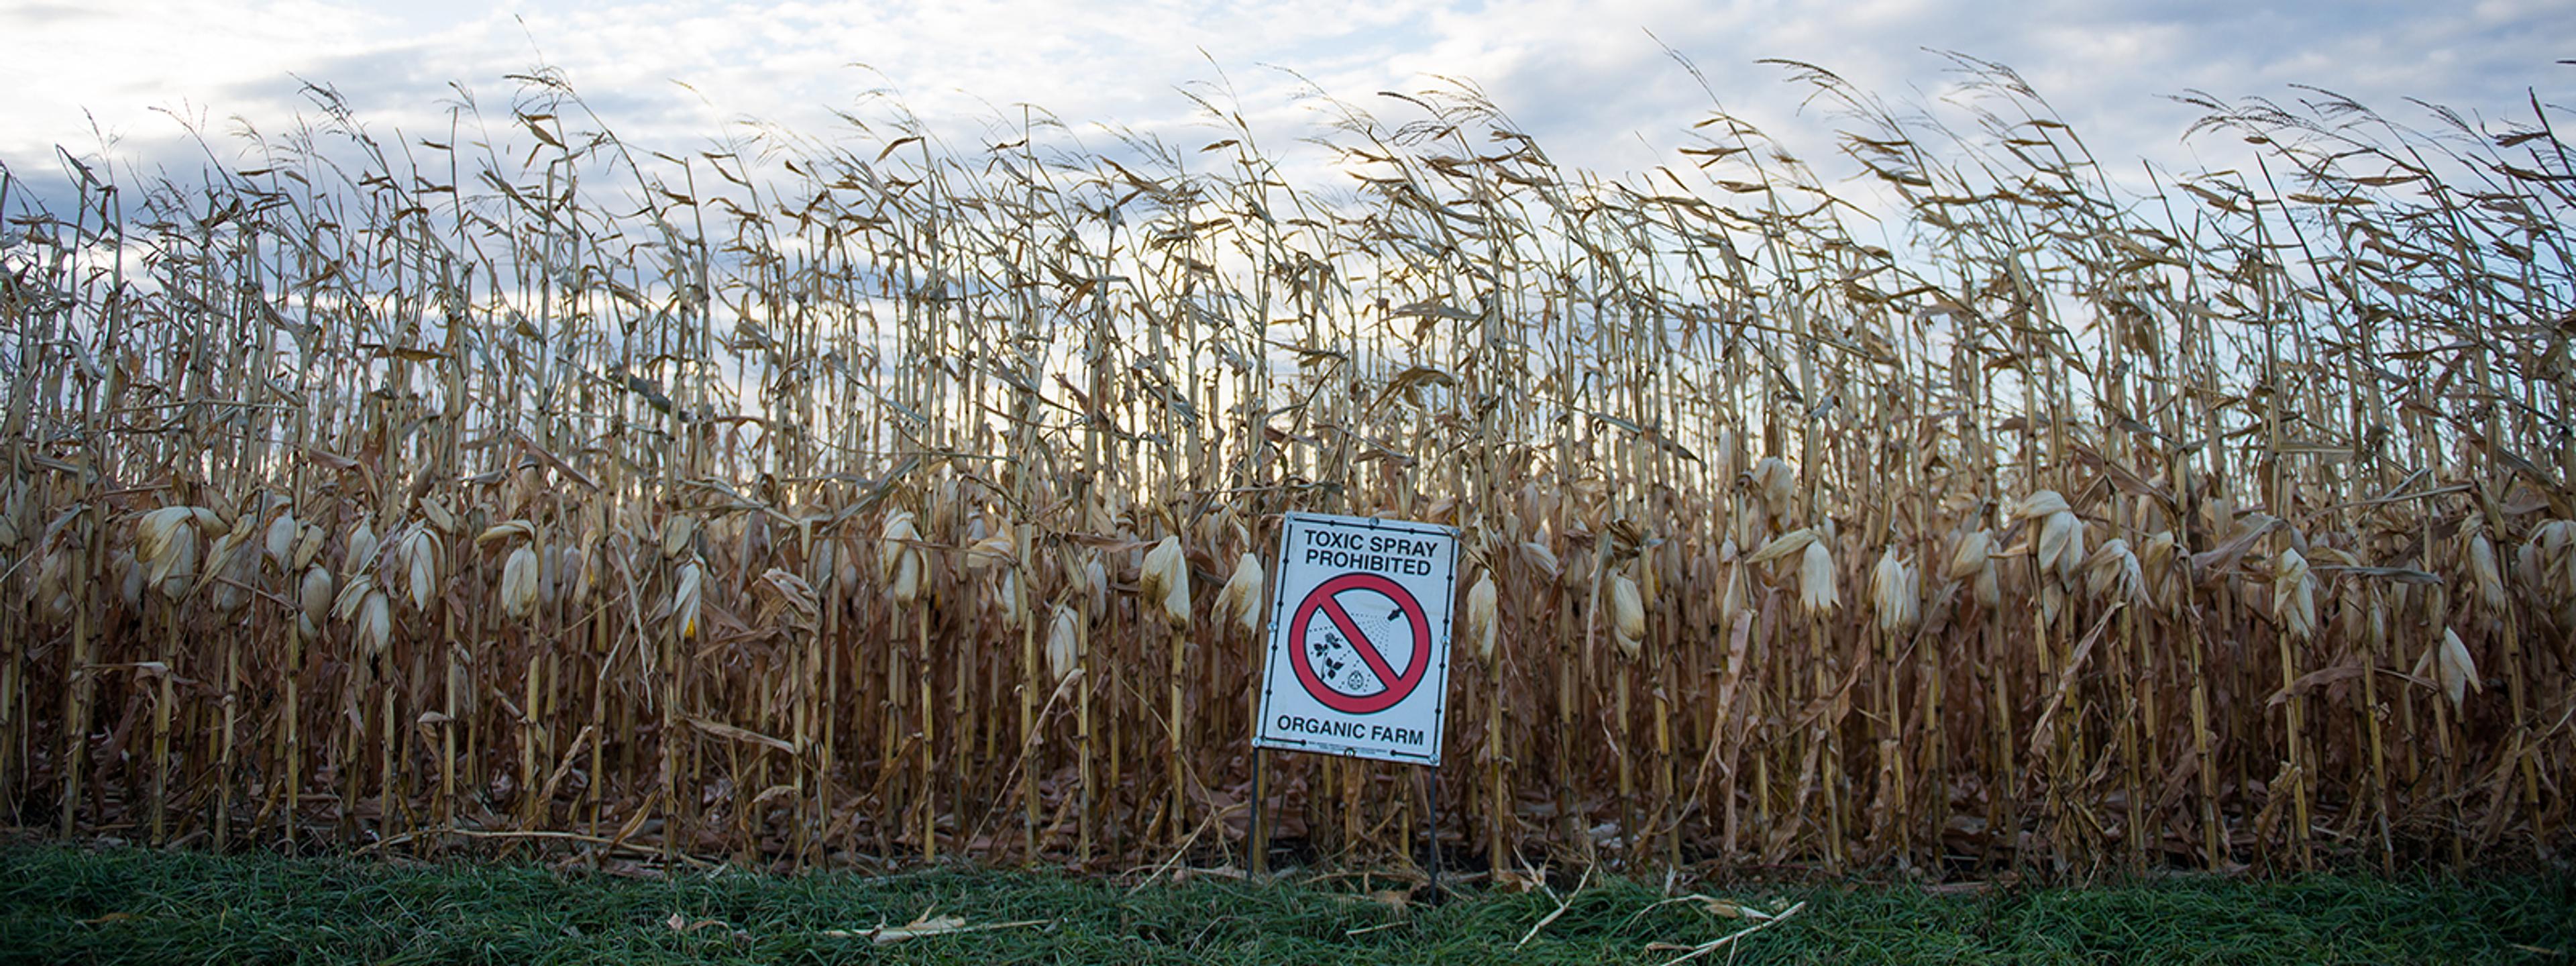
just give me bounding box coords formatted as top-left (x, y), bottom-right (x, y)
top-left (1287, 572), bottom-right (1431, 714)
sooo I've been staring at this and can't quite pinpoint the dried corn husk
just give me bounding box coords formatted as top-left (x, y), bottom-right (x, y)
top-left (1748, 527), bottom-right (1818, 566)
top-left (2036, 511), bottom-right (2084, 585)
top-left (881, 511), bottom-right (923, 605)
top-left (2414, 627), bottom-right (2480, 712)
top-left (299, 566), bottom-right (334, 629)
top-left (1610, 571), bottom-right (1646, 657)
top-left (2272, 548), bottom-right (2316, 641)
top-left (1464, 570), bottom-right (1498, 665)
top-left (116, 550), bottom-right (143, 609)
top-left (203, 527), bottom-right (258, 616)
top-left (1220, 551), bottom-right (1265, 635)
top-left (2006, 490), bottom-right (2071, 521)
top-left (2467, 529), bottom-right (2506, 619)
top-left (1716, 538), bottom-right (1748, 629)
top-left (1945, 529), bottom-right (1992, 582)
top-left (1519, 539), bottom-right (1560, 581)
top-left (2141, 530), bottom-right (2180, 608)
top-left (344, 519), bottom-right (378, 578)
top-left (291, 523), bottom-right (323, 572)
top-left (562, 545), bottom-right (592, 606)
top-left (264, 511), bottom-right (298, 573)
top-left (1045, 603), bottom-right (1081, 683)
top-left (137, 505), bottom-right (198, 593)
top-left (1750, 457), bottom-right (1796, 520)
top-left (1083, 557), bottom-right (1108, 617)
top-left (662, 514), bottom-right (698, 559)
top-left (965, 519), bottom-right (1015, 570)
top-left (1871, 548), bottom-right (1917, 632)
top-left (398, 529), bottom-right (438, 612)
top-left (35, 547), bottom-right (74, 623)
top-left (476, 519), bottom-right (535, 547)
top-left (355, 590), bottom-right (392, 657)
top-left (2083, 538), bottom-right (2144, 604)
top-left (895, 542), bottom-right (926, 605)
top-left (674, 560), bottom-right (706, 639)
top-left (994, 568), bottom-right (1026, 629)
top-left (1141, 536), bottom-right (1189, 625)
top-left (501, 545), bottom-right (541, 619)
top-left (808, 537), bottom-right (838, 593)
top-left (757, 567), bottom-right (820, 629)
top-left (1798, 540), bottom-right (1839, 615)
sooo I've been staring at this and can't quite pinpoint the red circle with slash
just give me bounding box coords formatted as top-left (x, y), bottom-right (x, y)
top-left (1287, 572), bottom-right (1431, 714)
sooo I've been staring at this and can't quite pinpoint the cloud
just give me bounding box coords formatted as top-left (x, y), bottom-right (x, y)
top-left (2, 0), bottom-right (2567, 219)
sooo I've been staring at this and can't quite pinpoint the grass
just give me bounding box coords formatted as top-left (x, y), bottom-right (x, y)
top-left (0, 843), bottom-right (2567, 964)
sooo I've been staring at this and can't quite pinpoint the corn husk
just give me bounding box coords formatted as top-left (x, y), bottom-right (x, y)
top-left (35, 547), bottom-right (74, 623)
top-left (2272, 548), bottom-right (2316, 641)
top-left (501, 545), bottom-right (541, 619)
top-left (355, 590), bottom-right (392, 657)
top-left (476, 519), bottom-right (535, 547)
top-left (2006, 489), bottom-right (2071, 521)
top-left (286, 522), bottom-right (319, 571)
top-left (203, 527), bottom-right (258, 615)
top-left (1750, 457), bottom-right (1796, 519)
top-left (1610, 571), bottom-right (1646, 657)
top-left (881, 511), bottom-right (923, 605)
top-left (877, 511), bottom-right (918, 580)
top-left (398, 529), bottom-right (438, 612)
top-left (344, 519), bottom-right (378, 578)
top-left (116, 549), bottom-right (144, 610)
top-left (2082, 538), bottom-right (2144, 604)
top-left (661, 514), bottom-right (698, 559)
top-left (2037, 511), bottom-right (2084, 585)
top-left (965, 519), bottom-right (1015, 570)
top-left (1519, 539), bottom-right (1560, 581)
top-left (2467, 530), bottom-right (2506, 619)
top-left (1716, 538), bottom-right (1748, 629)
top-left (994, 568), bottom-right (1026, 629)
top-left (2414, 627), bottom-right (2480, 712)
top-left (674, 561), bottom-right (706, 639)
top-left (561, 545), bottom-right (591, 606)
top-left (2141, 530), bottom-right (2180, 608)
top-left (1798, 540), bottom-right (1839, 615)
top-left (757, 567), bottom-right (820, 629)
top-left (137, 505), bottom-right (198, 593)
top-left (299, 566), bottom-right (334, 629)
top-left (1748, 527), bottom-right (1818, 566)
top-left (1045, 603), bottom-right (1081, 683)
top-left (264, 511), bottom-right (299, 573)
top-left (1141, 536), bottom-right (1189, 625)
top-left (1871, 548), bottom-right (1917, 632)
top-left (1220, 551), bottom-right (1265, 635)
top-left (1464, 570), bottom-right (1498, 665)
top-left (808, 538), bottom-right (838, 592)
top-left (1945, 529), bottom-right (1992, 582)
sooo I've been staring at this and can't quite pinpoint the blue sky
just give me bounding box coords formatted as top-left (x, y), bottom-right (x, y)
top-left (3, 0), bottom-right (2569, 208)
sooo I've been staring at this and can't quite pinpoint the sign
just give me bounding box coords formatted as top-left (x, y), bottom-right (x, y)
top-left (1253, 512), bottom-right (1459, 765)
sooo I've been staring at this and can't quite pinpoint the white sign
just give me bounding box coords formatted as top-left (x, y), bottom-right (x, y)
top-left (1253, 512), bottom-right (1459, 765)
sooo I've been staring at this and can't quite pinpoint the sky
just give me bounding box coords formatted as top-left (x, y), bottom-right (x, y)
top-left (2, 0), bottom-right (2569, 215)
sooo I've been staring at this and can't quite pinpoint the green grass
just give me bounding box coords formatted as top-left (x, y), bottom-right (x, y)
top-left (0, 843), bottom-right (2567, 964)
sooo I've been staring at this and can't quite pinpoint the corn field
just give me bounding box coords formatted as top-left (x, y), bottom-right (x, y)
top-left (2, 58), bottom-right (2571, 878)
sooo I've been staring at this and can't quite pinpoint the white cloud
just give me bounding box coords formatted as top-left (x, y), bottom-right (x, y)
top-left (3, 0), bottom-right (2567, 213)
